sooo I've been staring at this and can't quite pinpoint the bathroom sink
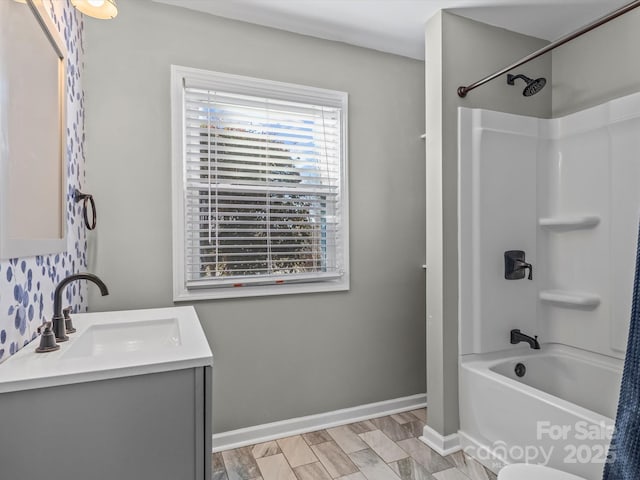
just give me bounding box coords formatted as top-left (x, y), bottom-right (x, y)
top-left (62, 318), bottom-right (182, 358)
top-left (0, 306), bottom-right (212, 393)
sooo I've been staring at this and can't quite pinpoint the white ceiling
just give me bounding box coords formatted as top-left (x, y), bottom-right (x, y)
top-left (153, 0), bottom-right (631, 60)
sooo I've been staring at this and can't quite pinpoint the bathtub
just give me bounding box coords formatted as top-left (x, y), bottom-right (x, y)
top-left (459, 344), bottom-right (623, 480)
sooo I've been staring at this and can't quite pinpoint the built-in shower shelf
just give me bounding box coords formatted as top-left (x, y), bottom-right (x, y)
top-left (538, 215), bottom-right (600, 230)
top-left (539, 290), bottom-right (600, 309)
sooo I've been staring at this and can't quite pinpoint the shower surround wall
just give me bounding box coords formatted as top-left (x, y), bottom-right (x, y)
top-left (457, 92), bottom-right (640, 479)
top-left (458, 109), bottom-right (541, 355)
top-left (459, 90), bottom-right (640, 359)
top-left (540, 98), bottom-right (640, 357)
top-left (0, 1), bottom-right (87, 362)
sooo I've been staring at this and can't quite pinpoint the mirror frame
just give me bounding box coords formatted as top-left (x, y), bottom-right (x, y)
top-left (0, 0), bottom-right (68, 259)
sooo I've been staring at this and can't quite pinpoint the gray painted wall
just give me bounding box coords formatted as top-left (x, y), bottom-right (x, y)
top-left (425, 10), bottom-right (551, 436)
top-left (552, 8), bottom-right (640, 116)
top-left (84, 0), bottom-right (426, 433)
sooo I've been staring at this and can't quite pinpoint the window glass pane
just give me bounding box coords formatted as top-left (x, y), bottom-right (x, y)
top-left (181, 82), bottom-right (344, 289)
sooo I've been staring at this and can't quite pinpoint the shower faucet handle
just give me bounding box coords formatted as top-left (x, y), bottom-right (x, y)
top-left (515, 260), bottom-right (533, 280)
top-left (504, 250), bottom-right (533, 280)
top-left (523, 262), bottom-right (533, 280)
top-left (515, 259), bottom-right (533, 280)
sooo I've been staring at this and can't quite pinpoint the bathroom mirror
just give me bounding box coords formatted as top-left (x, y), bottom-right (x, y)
top-left (0, 0), bottom-right (67, 259)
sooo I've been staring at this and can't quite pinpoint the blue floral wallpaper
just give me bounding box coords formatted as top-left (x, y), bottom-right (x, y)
top-left (0, 0), bottom-right (86, 362)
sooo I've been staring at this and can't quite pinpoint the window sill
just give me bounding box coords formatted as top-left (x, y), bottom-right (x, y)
top-left (173, 277), bottom-right (349, 302)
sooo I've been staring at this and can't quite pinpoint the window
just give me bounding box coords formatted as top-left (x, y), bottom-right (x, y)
top-left (171, 66), bottom-right (349, 300)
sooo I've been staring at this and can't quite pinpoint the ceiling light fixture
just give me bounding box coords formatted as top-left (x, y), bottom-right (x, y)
top-left (71, 0), bottom-right (117, 19)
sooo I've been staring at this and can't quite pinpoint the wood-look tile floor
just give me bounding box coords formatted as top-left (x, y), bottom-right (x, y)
top-left (213, 409), bottom-right (498, 480)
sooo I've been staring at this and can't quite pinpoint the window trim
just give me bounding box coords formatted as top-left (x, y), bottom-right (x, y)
top-left (170, 65), bottom-right (349, 301)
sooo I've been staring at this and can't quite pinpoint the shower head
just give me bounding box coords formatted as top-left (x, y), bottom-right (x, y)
top-left (507, 73), bottom-right (546, 97)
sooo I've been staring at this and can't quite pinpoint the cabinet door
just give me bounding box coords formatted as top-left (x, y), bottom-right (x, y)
top-left (0, 370), bottom-right (198, 480)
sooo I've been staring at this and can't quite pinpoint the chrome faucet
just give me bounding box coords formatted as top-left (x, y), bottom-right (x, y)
top-left (510, 329), bottom-right (540, 350)
top-left (52, 273), bottom-right (109, 342)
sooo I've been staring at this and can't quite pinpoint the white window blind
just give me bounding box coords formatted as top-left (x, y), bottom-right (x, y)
top-left (173, 67), bottom-right (349, 299)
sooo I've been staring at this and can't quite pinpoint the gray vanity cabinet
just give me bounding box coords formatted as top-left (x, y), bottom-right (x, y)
top-left (0, 366), bottom-right (212, 480)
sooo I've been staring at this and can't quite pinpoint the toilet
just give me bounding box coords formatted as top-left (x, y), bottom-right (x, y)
top-left (498, 464), bottom-right (588, 480)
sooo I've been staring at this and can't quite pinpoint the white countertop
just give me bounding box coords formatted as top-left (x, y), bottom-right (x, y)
top-left (0, 306), bottom-right (213, 393)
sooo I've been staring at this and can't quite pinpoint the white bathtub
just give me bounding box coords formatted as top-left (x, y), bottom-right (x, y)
top-left (459, 344), bottom-right (623, 480)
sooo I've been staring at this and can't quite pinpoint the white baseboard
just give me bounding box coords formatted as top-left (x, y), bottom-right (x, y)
top-left (212, 393), bottom-right (427, 452)
top-left (420, 424), bottom-right (461, 456)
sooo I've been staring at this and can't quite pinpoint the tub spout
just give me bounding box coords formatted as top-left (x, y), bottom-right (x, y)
top-left (510, 329), bottom-right (540, 349)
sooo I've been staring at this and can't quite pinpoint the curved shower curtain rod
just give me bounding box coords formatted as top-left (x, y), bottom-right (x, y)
top-left (457, 0), bottom-right (640, 98)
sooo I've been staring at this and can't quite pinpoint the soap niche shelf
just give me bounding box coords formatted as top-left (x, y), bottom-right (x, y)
top-left (538, 215), bottom-right (600, 231)
top-left (539, 289), bottom-right (600, 309)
